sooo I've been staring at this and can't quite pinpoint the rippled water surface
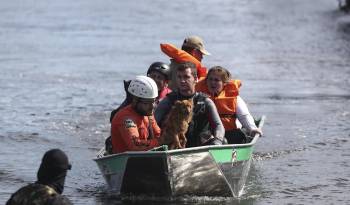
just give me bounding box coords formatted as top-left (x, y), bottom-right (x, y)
top-left (1, 0), bottom-right (350, 204)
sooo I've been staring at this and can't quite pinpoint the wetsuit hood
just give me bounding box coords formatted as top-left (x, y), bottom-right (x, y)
top-left (36, 149), bottom-right (71, 194)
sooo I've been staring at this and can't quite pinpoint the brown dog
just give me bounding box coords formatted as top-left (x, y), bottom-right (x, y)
top-left (161, 99), bottom-right (193, 149)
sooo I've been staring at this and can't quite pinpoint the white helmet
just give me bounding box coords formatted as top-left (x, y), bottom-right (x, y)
top-left (128, 76), bottom-right (158, 99)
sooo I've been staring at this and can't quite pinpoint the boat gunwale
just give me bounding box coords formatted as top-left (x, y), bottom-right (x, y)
top-left (94, 116), bottom-right (265, 161)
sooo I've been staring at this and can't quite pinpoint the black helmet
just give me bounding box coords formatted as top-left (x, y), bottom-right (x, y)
top-left (147, 62), bottom-right (170, 80)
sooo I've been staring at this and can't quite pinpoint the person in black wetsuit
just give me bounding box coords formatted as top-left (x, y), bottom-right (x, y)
top-left (155, 62), bottom-right (225, 147)
top-left (6, 149), bottom-right (72, 205)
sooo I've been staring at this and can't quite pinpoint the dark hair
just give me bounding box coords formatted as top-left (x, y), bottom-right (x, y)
top-left (177, 62), bottom-right (197, 79)
top-left (181, 45), bottom-right (195, 53)
top-left (206, 66), bottom-right (231, 83)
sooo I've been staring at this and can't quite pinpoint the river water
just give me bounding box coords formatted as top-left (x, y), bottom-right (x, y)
top-left (1, 0), bottom-right (349, 204)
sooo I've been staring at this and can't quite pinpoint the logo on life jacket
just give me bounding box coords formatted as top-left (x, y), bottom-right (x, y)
top-left (124, 119), bottom-right (136, 128)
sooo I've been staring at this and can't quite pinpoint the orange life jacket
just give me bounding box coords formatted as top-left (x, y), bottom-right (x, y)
top-left (160, 43), bottom-right (207, 78)
top-left (111, 105), bottom-right (161, 153)
top-left (196, 79), bottom-right (241, 130)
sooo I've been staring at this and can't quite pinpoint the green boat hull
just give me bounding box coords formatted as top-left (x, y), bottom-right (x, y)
top-left (94, 116), bottom-right (265, 197)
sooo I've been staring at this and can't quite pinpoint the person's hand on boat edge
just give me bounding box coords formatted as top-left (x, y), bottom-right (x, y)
top-left (249, 128), bottom-right (263, 137)
top-left (199, 132), bottom-right (222, 145)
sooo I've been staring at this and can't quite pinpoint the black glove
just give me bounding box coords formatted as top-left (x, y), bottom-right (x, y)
top-left (201, 136), bottom-right (223, 146)
top-left (209, 138), bottom-right (223, 145)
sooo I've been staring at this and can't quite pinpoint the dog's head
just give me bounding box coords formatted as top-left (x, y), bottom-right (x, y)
top-left (174, 99), bottom-right (193, 116)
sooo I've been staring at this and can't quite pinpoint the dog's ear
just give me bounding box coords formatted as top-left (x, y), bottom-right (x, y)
top-left (186, 102), bottom-right (192, 109)
top-left (174, 100), bottom-right (182, 106)
top-left (183, 100), bottom-right (191, 107)
top-left (184, 100), bottom-right (190, 105)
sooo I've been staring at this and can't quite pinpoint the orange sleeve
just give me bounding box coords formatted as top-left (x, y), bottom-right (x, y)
top-left (160, 43), bottom-right (207, 78)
